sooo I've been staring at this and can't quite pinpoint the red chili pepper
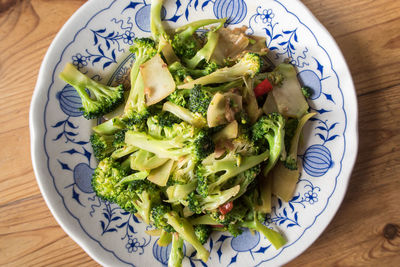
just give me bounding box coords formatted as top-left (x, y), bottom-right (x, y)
top-left (218, 201), bottom-right (233, 215)
top-left (212, 224), bottom-right (224, 228)
top-left (254, 78), bottom-right (273, 97)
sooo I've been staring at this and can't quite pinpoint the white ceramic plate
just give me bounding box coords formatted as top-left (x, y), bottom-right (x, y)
top-left (30, 0), bottom-right (358, 266)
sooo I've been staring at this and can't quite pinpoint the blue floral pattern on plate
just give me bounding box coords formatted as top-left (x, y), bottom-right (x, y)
top-left (40, 0), bottom-right (349, 266)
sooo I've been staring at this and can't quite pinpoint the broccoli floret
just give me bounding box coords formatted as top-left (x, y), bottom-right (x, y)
top-left (158, 230), bottom-right (172, 247)
top-left (165, 211), bottom-right (210, 262)
top-left (91, 157), bottom-right (127, 202)
top-left (92, 117), bottom-right (126, 135)
top-left (123, 38), bottom-right (157, 124)
top-left (192, 130), bottom-right (215, 160)
top-left (125, 128), bottom-right (214, 162)
top-left (163, 101), bottom-right (207, 128)
top-left (194, 224), bottom-right (211, 244)
top-left (151, 204), bottom-right (175, 233)
top-left (172, 19), bottom-right (225, 59)
top-left (252, 113), bottom-right (285, 175)
top-left (284, 113), bottom-right (316, 170)
top-left (230, 165), bottom-right (261, 201)
top-left (168, 62), bottom-right (193, 84)
top-left (166, 180), bottom-right (197, 204)
top-left (178, 53), bottom-right (262, 89)
top-left (150, 0), bottom-right (179, 63)
top-left (184, 30), bottom-right (219, 69)
top-left (147, 116), bottom-right (195, 141)
top-left (188, 185), bottom-right (240, 213)
top-left (168, 233), bottom-right (184, 267)
top-left (108, 129), bottom-right (138, 159)
top-left (284, 118), bottom-right (299, 153)
top-left (231, 130), bottom-right (260, 156)
top-left (301, 86), bottom-right (312, 98)
top-left (117, 179), bottom-right (161, 224)
top-left (91, 156), bottom-right (161, 223)
top-left (113, 129), bottom-right (128, 148)
top-left (151, 205), bottom-right (210, 262)
top-left (167, 88), bottom-right (190, 107)
top-left (169, 61), bottom-right (218, 84)
top-left (188, 85), bottom-right (213, 116)
top-left (207, 201), bottom-right (248, 236)
top-left (240, 189), bottom-right (286, 249)
top-left (195, 149), bottom-right (269, 197)
top-left (90, 133), bottom-right (116, 161)
top-left (59, 63), bottom-right (124, 119)
top-left (203, 79), bottom-right (244, 94)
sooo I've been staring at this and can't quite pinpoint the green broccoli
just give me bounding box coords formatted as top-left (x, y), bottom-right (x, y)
top-left (59, 63), bottom-right (124, 119)
top-left (284, 118), bottom-right (299, 154)
top-left (188, 185), bottom-right (240, 213)
top-left (109, 129), bottom-right (138, 159)
top-left (162, 101), bottom-right (207, 128)
top-left (194, 224), bottom-right (211, 245)
top-left (125, 128), bottom-right (214, 162)
top-left (195, 149), bottom-right (269, 197)
top-left (301, 86), bottom-right (313, 98)
top-left (150, 0), bottom-right (179, 63)
top-left (91, 157), bottom-right (127, 202)
top-left (209, 201), bottom-right (249, 236)
top-left (146, 114), bottom-right (187, 139)
top-left (168, 233), bottom-right (184, 267)
top-left (165, 211), bottom-right (210, 262)
top-left (252, 113), bottom-right (285, 175)
top-left (168, 61), bottom-right (218, 84)
top-left (284, 112), bottom-right (316, 170)
top-left (90, 133), bottom-right (116, 161)
top-left (166, 181), bottom-right (197, 204)
top-left (240, 189), bottom-right (286, 249)
top-left (92, 117), bottom-right (126, 135)
top-left (230, 165), bottom-right (262, 201)
top-left (172, 18), bottom-right (225, 59)
top-left (170, 156), bottom-right (198, 184)
top-left (167, 89), bottom-right (191, 107)
top-left (151, 205), bottom-right (210, 262)
top-left (188, 85), bottom-right (213, 116)
top-left (151, 204), bottom-right (175, 233)
top-left (123, 38), bottom-right (157, 124)
top-left (184, 30), bottom-right (219, 69)
top-left (118, 179), bottom-right (162, 224)
top-left (178, 53), bottom-right (262, 89)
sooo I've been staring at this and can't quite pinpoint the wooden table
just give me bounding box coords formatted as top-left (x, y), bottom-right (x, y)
top-left (1, 0), bottom-right (399, 266)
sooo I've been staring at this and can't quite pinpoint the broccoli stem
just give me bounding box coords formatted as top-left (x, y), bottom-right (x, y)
top-left (207, 150), bottom-right (269, 192)
top-left (150, 0), bottom-right (165, 42)
top-left (241, 219), bottom-right (286, 250)
top-left (117, 171), bottom-right (149, 186)
top-left (111, 145), bottom-right (139, 159)
top-left (178, 53), bottom-right (261, 90)
top-left (59, 63), bottom-right (124, 119)
top-left (92, 118), bottom-right (125, 135)
top-left (165, 211), bottom-right (210, 263)
top-left (125, 131), bottom-right (191, 160)
top-left (284, 112), bottom-right (316, 170)
top-left (163, 101), bottom-right (206, 128)
top-left (168, 233), bottom-right (184, 267)
top-left (184, 30), bottom-right (219, 69)
top-left (203, 80), bottom-right (244, 93)
top-left (158, 230), bottom-right (173, 247)
top-left (190, 214), bottom-right (221, 226)
top-left (175, 18), bottom-right (225, 35)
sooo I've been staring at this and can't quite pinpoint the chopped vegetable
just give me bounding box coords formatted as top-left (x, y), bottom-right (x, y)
top-left (254, 77), bottom-right (273, 97)
top-left (59, 1), bottom-right (319, 263)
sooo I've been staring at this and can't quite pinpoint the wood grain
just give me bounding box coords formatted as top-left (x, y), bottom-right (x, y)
top-left (0, 0), bottom-right (399, 266)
